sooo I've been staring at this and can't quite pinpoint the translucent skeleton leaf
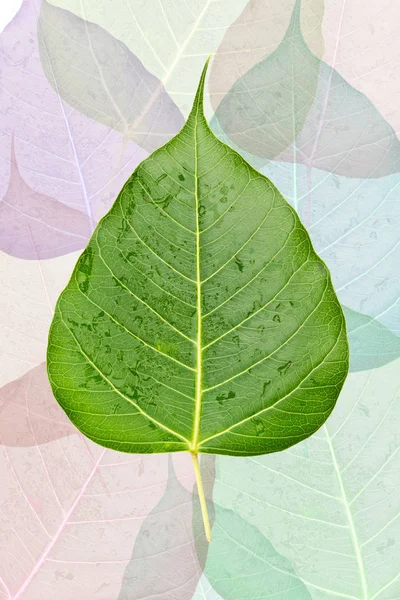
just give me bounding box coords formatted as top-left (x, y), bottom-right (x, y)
top-left (47, 58), bottom-right (349, 541)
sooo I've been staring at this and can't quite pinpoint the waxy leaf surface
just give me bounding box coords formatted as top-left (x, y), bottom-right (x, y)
top-left (47, 61), bottom-right (349, 457)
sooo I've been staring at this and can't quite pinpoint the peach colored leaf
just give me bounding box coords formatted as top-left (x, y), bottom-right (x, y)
top-left (0, 363), bottom-right (76, 447)
top-left (0, 441), bottom-right (200, 599)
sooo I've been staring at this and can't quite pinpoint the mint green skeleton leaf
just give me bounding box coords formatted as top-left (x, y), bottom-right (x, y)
top-left (47, 58), bottom-right (349, 541)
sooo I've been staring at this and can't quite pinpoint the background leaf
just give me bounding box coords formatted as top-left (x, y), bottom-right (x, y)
top-left (344, 307), bottom-right (400, 373)
top-left (0, 136), bottom-right (92, 259)
top-left (0, 249), bottom-right (78, 384)
top-left (261, 161), bottom-right (400, 367)
top-left (0, 363), bottom-right (76, 446)
top-left (0, 0), bottom-right (147, 260)
top-left (211, 0), bottom-right (400, 178)
top-left (0, 443), bottom-right (201, 599)
top-left (38, 1), bottom-right (185, 152)
top-left (118, 456), bottom-right (215, 600)
top-left (192, 576), bottom-right (223, 600)
top-left (212, 358), bottom-right (400, 599)
top-left (211, 0), bottom-right (324, 165)
top-left (44, 0), bottom-right (249, 116)
top-left (204, 504), bottom-right (312, 600)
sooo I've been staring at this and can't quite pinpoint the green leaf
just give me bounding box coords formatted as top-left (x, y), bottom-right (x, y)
top-left (204, 504), bottom-right (312, 600)
top-left (47, 58), bottom-right (348, 467)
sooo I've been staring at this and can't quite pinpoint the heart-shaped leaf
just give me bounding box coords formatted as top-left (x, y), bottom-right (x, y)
top-left (47, 59), bottom-right (349, 537)
top-left (210, 0), bottom-right (323, 166)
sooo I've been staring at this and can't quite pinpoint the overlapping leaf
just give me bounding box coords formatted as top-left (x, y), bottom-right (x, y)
top-left (210, 0), bottom-right (400, 178)
top-left (0, 0), bottom-right (149, 261)
top-left (118, 456), bottom-right (215, 599)
top-left (43, 0), bottom-right (249, 115)
top-left (344, 307), bottom-right (400, 372)
top-left (212, 358), bottom-right (400, 599)
top-left (204, 504), bottom-right (312, 599)
top-left (210, 0), bottom-right (324, 166)
top-left (38, 1), bottom-right (184, 152)
top-left (0, 363), bottom-right (75, 446)
top-left (0, 440), bottom-right (203, 599)
top-left (262, 161), bottom-right (400, 365)
top-left (192, 577), bottom-right (222, 600)
top-left (0, 137), bottom-right (92, 259)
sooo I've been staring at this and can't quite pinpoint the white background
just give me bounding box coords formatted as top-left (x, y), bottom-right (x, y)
top-left (0, 0), bottom-right (22, 33)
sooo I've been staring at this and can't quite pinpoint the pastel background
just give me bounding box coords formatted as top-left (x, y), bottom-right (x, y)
top-left (0, 1), bottom-right (399, 598)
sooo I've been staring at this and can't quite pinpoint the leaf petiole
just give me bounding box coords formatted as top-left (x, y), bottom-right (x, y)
top-left (191, 452), bottom-right (212, 542)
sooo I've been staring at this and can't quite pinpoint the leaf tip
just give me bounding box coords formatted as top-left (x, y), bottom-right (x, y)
top-left (189, 55), bottom-right (212, 119)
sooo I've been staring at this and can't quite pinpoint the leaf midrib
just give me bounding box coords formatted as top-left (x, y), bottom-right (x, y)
top-left (191, 92), bottom-right (203, 452)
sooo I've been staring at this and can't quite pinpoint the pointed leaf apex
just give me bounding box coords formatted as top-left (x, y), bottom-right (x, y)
top-left (283, 0), bottom-right (302, 40)
top-left (188, 55), bottom-right (212, 120)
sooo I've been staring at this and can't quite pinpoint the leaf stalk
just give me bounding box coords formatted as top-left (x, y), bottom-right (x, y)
top-left (191, 452), bottom-right (212, 542)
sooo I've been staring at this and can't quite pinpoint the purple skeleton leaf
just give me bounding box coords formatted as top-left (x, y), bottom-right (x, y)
top-left (0, 136), bottom-right (92, 259)
top-left (0, 0), bottom-right (175, 261)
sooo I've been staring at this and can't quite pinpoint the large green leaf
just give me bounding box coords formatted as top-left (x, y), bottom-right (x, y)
top-left (47, 59), bottom-right (348, 461)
